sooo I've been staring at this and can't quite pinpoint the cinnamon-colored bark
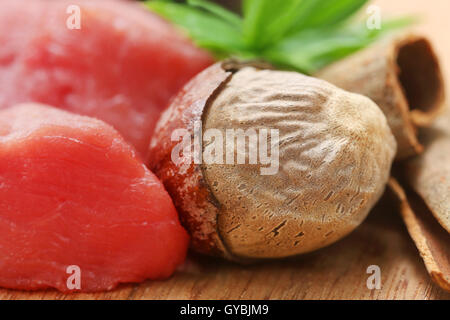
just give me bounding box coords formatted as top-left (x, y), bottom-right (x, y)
top-left (389, 178), bottom-right (450, 292)
top-left (318, 34), bottom-right (445, 160)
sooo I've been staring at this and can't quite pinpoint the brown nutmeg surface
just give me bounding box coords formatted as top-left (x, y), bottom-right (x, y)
top-left (149, 61), bottom-right (397, 261)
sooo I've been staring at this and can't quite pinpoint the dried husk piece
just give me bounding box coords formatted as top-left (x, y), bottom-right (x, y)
top-left (389, 178), bottom-right (450, 292)
top-left (404, 112), bottom-right (450, 233)
top-left (149, 61), bottom-right (396, 260)
top-left (317, 34), bottom-right (446, 160)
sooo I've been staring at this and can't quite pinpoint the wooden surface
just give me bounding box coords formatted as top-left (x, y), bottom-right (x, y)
top-left (1, 0), bottom-right (449, 300)
top-left (1, 196), bottom-right (449, 300)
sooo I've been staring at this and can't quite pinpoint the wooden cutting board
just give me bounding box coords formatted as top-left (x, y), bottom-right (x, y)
top-left (1, 0), bottom-right (449, 300)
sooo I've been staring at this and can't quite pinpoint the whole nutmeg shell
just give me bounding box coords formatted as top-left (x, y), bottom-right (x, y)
top-left (149, 61), bottom-right (397, 261)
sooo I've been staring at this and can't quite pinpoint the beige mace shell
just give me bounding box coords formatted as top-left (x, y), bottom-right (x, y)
top-left (149, 61), bottom-right (397, 261)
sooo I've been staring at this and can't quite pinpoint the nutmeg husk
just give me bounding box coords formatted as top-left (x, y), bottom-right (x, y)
top-left (388, 178), bottom-right (450, 292)
top-left (149, 61), bottom-right (396, 261)
top-left (404, 112), bottom-right (450, 233)
top-left (317, 34), bottom-right (446, 160)
top-left (389, 110), bottom-right (450, 292)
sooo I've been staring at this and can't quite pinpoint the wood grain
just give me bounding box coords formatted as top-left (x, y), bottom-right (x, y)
top-left (1, 0), bottom-right (449, 300)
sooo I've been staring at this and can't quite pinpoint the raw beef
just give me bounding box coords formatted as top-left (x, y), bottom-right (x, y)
top-left (0, 103), bottom-right (189, 292)
top-left (0, 0), bottom-right (213, 157)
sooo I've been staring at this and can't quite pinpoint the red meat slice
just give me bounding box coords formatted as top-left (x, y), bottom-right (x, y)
top-left (0, 0), bottom-right (213, 157)
top-left (0, 103), bottom-right (189, 292)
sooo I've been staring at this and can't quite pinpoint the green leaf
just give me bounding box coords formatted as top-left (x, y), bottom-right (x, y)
top-left (264, 17), bottom-right (412, 73)
top-left (187, 0), bottom-right (242, 28)
top-left (241, 0), bottom-right (273, 47)
top-left (242, 0), bottom-right (305, 49)
top-left (252, 0), bottom-right (308, 48)
top-left (290, 0), bottom-right (370, 32)
top-left (146, 1), bottom-right (246, 55)
top-left (263, 29), bottom-right (364, 73)
top-left (376, 16), bottom-right (418, 33)
top-left (145, 0), bottom-right (414, 73)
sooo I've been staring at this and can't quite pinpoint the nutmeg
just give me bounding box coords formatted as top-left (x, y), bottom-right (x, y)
top-left (149, 61), bottom-right (396, 261)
